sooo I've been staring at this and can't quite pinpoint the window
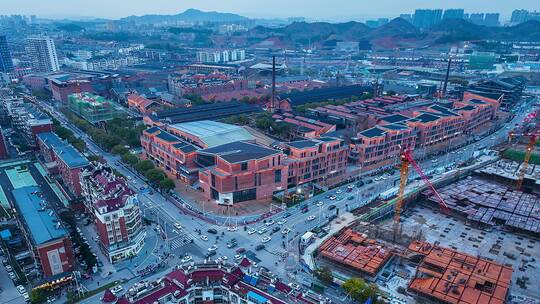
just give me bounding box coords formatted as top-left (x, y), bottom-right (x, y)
top-left (274, 170), bottom-right (282, 183)
top-left (211, 174), bottom-right (216, 187)
top-left (233, 188), bottom-right (256, 203)
top-left (241, 162), bottom-right (248, 171)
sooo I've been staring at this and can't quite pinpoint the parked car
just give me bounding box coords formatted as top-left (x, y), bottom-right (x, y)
top-left (17, 285), bottom-right (26, 294)
top-left (255, 244), bottom-right (265, 251)
top-left (110, 285), bottom-right (124, 295)
top-left (327, 205), bottom-right (336, 211)
top-left (236, 248), bottom-right (246, 254)
top-left (207, 228), bottom-right (218, 234)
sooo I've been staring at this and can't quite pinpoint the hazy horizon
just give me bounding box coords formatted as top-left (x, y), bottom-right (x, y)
top-left (0, 0), bottom-right (538, 21)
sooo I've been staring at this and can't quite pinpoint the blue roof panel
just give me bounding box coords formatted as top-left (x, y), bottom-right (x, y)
top-left (37, 132), bottom-right (89, 168)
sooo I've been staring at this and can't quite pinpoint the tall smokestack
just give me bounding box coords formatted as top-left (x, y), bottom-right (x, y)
top-left (442, 57), bottom-right (452, 97)
top-left (271, 55), bottom-right (276, 112)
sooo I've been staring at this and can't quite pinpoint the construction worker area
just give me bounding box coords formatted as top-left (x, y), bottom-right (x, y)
top-left (316, 157), bottom-right (540, 303)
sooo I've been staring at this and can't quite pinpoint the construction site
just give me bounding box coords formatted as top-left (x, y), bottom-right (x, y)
top-left (315, 127), bottom-right (540, 303)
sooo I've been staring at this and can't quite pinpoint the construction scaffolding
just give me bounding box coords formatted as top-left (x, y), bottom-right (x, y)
top-left (68, 92), bottom-right (119, 124)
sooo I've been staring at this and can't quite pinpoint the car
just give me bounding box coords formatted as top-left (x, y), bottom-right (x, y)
top-left (255, 244), bottom-right (265, 251)
top-left (316, 201), bottom-right (324, 207)
top-left (346, 187), bottom-right (353, 193)
top-left (329, 195), bottom-right (336, 200)
top-left (181, 255), bottom-right (192, 263)
top-left (282, 228), bottom-right (291, 234)
top-left (8, 272), bottom-right (16, 280)
top-left (22, 292), bottom-right (29, 302)
top-left (261, 236), bottom-right (271, 243)
top-left (247, 228), bottom-right (256, 235)
top-left (265, 220), bottom-right (275, 226)
top-left (288, 282), bottom-right (301, 290)
top-left (207, 228), bottom-right (218, 234)
top-left (257, 228), bottom-right (267, 235)
top-left (227, 242), bottom-right (237, 249)
top-left (221, 255), bottom-right (228, 261)
top-left (365, 179), bottom-right (373, 184)
top-left (17, 285), bottom-right (26, 294)
top-left (2, 258), bottom-right (8, 265)
top-left (301, 207), bottom-right (309, 213)
top-left (336, 189), bottom-right (342, 194)
top-left (356, 181), bottom-right (365, 187)
top-left (307, 215), bottom-right (316, 221)
top-left (206, 251), bottom-right (217, 258)
top-left (227, 226), bottom-right (238, 232)
top-left (110, 285), bottom-right (124, 295)
top-left (347, 196), bottom-right (354, 200)
top-left (282, 212), bottom-right (292, 218)
top-left (236, 248), bottom-right (246, 254)
top-left (5, 265), bottom-right (13, 272)
top-left (208, 245), bottom-right (218, 252)
top-left (327, 205), bottom-right (336, 211)
top-left (174, 223), bottom-right (182, 230)
top-left (431, 159), bottom-right (437, 163)
top-left (277, 219), bottom-right (287, 225)
top-left (234, 254), bottom-right (243, 260)
top-left (272, 226), bottom-right (281, 233)
top-left (200, 235), bottom-right (209, 241)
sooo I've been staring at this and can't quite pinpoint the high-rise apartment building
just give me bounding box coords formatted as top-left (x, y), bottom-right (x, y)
top-left (413, 9), bottom-right (443, 28)
top-left (443, 9), bottom-right (464, 20)
top-left (0, 35), bottom-right (14, 72)
top-left (26, 36), bottom-right (60, 72)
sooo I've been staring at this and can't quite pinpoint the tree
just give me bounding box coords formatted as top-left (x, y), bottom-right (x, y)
top-left (159, 178), bottom-right (176, 192)
top-left (87, 155), bottom-right (103, 162)
top-left (135, 160), bottom-right (154, 172)
top-left (121, 153), bottom-right (139, 166)
top-left (29, 288), bottom-right (46, 304)
top-left (314, 267), bottom-right (334, 285)
top-left (111, 144), bottom-right (129, 155)
top-left (342, 278), bottom-right (380, 304)
top-left (145, 168), bottom-right (165, 183)
top-left (255, 117), bottom-right (272, 130)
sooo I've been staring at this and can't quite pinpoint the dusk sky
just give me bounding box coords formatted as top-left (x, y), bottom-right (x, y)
top-left (0, 0), bottom-right (538, 21)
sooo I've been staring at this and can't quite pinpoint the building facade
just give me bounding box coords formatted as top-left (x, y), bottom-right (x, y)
top-left (9, 102), bottom-right (53, 146)
top-left (80, 162), bottom-right (145, 263)
top-left (0, 35), bottom-right (14, 72)
top-left (26, 36), bottom-right (60, 73)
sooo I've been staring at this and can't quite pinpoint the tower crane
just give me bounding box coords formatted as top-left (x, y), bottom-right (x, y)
top-left (508, 132), bottom-right (539, 190)
top-left (393, 149), bottom-right (450, 239)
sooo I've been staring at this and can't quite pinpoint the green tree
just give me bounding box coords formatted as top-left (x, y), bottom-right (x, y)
top-left (111, 144), bottom-right (129, 155)
top-left (145, 168), bottom-right (165, 183)
top-left (29, 288), bottom-right (46, 304)
top-left (121, 153), bottom-right (139, 166)
top-left (87, 155), bottom-right (103, 162)
top-left (255, 117), bottom-right (272, 130)
top-left (342, 278), bottom-right (380, 304)
top-left (159, 178), bottom-right (176, 192)
top-left (314, 267), bottom-right (334, 285)
top-left (135, 160), bottom-right (154, 172)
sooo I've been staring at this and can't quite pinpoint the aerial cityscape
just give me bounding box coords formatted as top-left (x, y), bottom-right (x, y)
top-left (0, 1), bottom-right (539, 303)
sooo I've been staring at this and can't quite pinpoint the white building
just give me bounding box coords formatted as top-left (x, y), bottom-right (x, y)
top-left (26, 36), bottom-right (60, 72)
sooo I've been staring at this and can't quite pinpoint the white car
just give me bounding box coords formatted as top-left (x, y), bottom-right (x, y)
top-left (22, 292), bottom-right (29, 302)
top-left (316, 201), bottom-right (324, 207)
top-left (277, 219), bottom-right (287, 225)
top-left (282, 228), bottom-right (291, 234)
top-left (336, 189), bottom-right (343, 194)
top-left (265, 220), bottom-right (275, 226)
top-left (234, 254), bottom-right (243, 260)
top-left (329, 195), bottom-right (336, 200)
top-left (261, 236), bottom-right (271, 243)
top-left (257, 228), bottom-right (267, 235)
top-left (247, 228), bottom-right (256, 235)
top-left (227, 226), bottom-right (238, 232)
top-left (307, 215), bottom-right (316, 221)
top-left (181, 255), bottom-right (192, 263)
top-left (110, 285), bottom-right (124, 295)
top-left (17, 285), bottom-right (26, 294)
top-left (208, 245), bottom-right (218, 252)
top-left (174, 223), bottom-right (183, 230)
top-left (221, 255), bottom-right (228, 261)
top-left (8, 272), bottom-right (16, 280)
top-left (200, 235), bottom-right (209, 241)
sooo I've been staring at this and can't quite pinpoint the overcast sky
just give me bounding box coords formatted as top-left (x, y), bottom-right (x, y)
top-left (0, 0), bottom-right (537, 21)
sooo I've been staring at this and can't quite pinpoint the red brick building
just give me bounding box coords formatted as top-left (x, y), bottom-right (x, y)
top-left (198, 141), bottom-right (287, 205)
top-left (50, 79), bottom-right (93, 104)
top-left (272, 113), bottom-right (336, 139)
top-left (127, 94), bottom-right (158, 114)
top-left (80, 163), bottom-right (145, 263)
top-left (36, 132), bottom-right (89, 196)
top-left (283, 137), bottom-right (348, 188)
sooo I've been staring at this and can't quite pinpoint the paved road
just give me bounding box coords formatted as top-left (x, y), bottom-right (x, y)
top-left (30, 96), bottom-right (535, 300)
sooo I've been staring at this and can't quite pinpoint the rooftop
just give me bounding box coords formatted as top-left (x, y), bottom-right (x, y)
top-left (280, 84), bottom-right (372, 106)
top-left (12, 186), bottom-right (68, 245)
top-left (37, 132), bottom-right (89, 168)
top-left (199, 141), bottom-right (279, 164)
top-left (379, 113), bottom-right (411, 124)
top-left (151, 101), bottom-right (259, 124)
top-left (170, 120), bottom-right (254, 148)
top-left (359, 127), bottom-right (386, 138)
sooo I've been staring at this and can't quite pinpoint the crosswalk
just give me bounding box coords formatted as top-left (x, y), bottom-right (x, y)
top-left (169, 234), bottom-right (193, 250)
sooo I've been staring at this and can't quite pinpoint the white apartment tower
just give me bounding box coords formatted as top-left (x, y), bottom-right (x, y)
top-left (26, 36), bottom-right (60, 72)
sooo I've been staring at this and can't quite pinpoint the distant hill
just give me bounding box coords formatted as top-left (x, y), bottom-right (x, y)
top-left (121, 8), bottom-right (249, 24)
top-left (246, 18), bottom-right (540, 50)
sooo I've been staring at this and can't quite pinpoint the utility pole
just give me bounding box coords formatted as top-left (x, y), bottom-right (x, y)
top-left (442, 56), bottom-right (452, 97)
top-left (271, 55), bottom-right (276, 112)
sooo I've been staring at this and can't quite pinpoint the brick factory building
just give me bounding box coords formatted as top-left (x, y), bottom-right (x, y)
top-left (80, 162), bottom-right (145, 263)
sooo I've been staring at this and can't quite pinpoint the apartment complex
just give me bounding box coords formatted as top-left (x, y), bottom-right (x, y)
top-left (26, 36), bottom-right (60, 73)
top-left (9, 102), bottom-right (53, 146)
top-left (12, 186), bottom-right (74, 277)
top-left (198, 141), bottom-right (288, 205)
top-left (36, 132), bottom-right (89, 196)
top-left (196, 49), bottom-right (246, 63)
top-left (80, 162), bottom-right (145, 263)
top-left (116, 261), bottom-right (327, 304)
